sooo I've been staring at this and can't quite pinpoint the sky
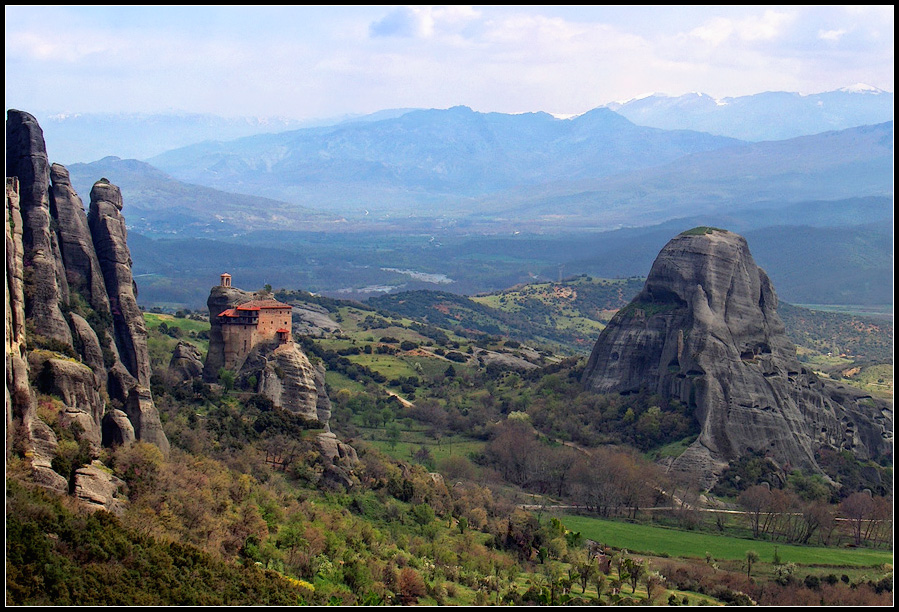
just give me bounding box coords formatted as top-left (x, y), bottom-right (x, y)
top-left (5, 5), bottom-right (895, 120)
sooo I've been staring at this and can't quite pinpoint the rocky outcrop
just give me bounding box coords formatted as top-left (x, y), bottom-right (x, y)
top-left (102, 409), bottom-right (136, 447)
top-left (31, 355), bottom-right (105, 449)
top-left (169, 341), bottom-right (204, 381)
top-left (6, 110), bottom-right (71, 346)
top-left (6, 177), bottom-right (31, 458)
top-left (582, 228), bottom-right (892, 489)
top-left (73, 461), bottom-right (127, 515)
top-left (88, 179), bottom-right (152, 388)
top-left (313, 363), bottom-right (332, 429)
top-left (49, 164), bottom-right (110, 314)
top-left (6, 109), bottom-right (169, 501)
top-left (203, 285), bottom-right (260, 381)
top-left (125, 386), bottom-right (169, 455)
top-left (291, 303), bottom-right (342, 337)
top-left (243, 341), bottom-right (321, 421)
top-left (203, 281), bottom-right (334, 428)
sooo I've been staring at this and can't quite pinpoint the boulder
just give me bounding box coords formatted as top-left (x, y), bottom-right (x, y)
top-left (249, 341), bottom-right (320, 421)
top-left (316, 431), bottom-right (359, 465)
top-left (319, 464), bottom-right (356, 491)
top-left (102, 409), bottom-right (136, 447)
top-left (169, 341), bottom-right (204, 381)
top-left (582, 227), bottom-right (892, 488)
top-left (73, 461), bottom-right (127, 515)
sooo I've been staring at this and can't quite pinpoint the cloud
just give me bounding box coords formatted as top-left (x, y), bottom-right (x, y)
top-left (369, 5), bottom-right (481, 39)
top-left (818, 29), bottom-right (847, 42)
top-left (5, 6), bottom-right (893, 119)
top-left (369, 6), bottom-right (426, 38)
top-left (689, 9), bottom-right (794, 46)
top-left (6, 31), bottom-right (111, 63)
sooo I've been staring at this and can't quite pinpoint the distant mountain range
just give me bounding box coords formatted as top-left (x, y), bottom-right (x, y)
top-left (29, 108), bottom-right (421, 165)
top-left (81, 111), bottom-right (889, 233)
top-left (146, 106), bottom-right (744, 213)
top-left (25, 86), bottom-right (891, 165)
top-left (605, 85), bottom-right (893, 141)
top-left (25, 85), bottom-right (892, 310)
top-left (65, 157), bottom-right (340, 237)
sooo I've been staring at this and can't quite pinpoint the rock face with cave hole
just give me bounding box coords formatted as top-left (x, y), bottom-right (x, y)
top-left (582, 227), bottom-right (892, 489)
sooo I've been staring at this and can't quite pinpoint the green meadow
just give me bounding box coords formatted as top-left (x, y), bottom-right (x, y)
top-left (561, 515), bottom-right (892, 567)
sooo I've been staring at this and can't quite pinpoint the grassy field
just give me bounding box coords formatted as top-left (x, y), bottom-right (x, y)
top-left (795, 304), bottom-right (893, 319)
top-left (144, 312), bottom-right (210, 334)
top-left (561, 515), bottom-right (893, 567)
top-left (144, 313), bottom-right (211, 366)
top-left (362, 426), bottom-right (485, 467)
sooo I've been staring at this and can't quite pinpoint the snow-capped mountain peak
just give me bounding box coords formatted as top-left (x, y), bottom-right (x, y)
top-left (839, 83), bottom-right (885, 94)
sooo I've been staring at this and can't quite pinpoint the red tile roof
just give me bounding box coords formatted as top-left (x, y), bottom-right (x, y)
top-left (235, 299), bottom-right (292, 311)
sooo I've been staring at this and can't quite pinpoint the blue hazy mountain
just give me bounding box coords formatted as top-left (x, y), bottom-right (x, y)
top-left (31, 108), bottom-right (421, 165)
top-left (605, 85), bottom-right (893, 141)
top-left (147, 106), bottom-right (743, 214)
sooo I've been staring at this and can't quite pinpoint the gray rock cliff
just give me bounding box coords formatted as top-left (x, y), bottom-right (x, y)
top-left (6, 110), bottom-right (72, 345)
top-left (582, 227), bottom-right (892, 489)
top-left (88, 179), bottom-right (152, 388)
top-left (6, 109), bottom-right (169, 499)
top-left (248, 341), bottom-right (321, 421)
top-left (49, 163), bottom-right (110, 314)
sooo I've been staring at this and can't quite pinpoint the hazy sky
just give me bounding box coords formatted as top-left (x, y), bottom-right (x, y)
top-left (5, 5), bottom-right (894, 120)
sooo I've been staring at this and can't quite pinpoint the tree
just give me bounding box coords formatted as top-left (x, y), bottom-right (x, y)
top-left (386, 423), bottom-right (401, 450)
top-left (841, 491), bottom-right (875, 546)
top-left (621, 557), bottom-right (645, 594)
top-left (397, 568), bottom-right (427, 604)
top-left (738, 484), bottom-right (771, 538)
top-left (276, 524), bottom-right (309, 568)
top-left (571, 553), bottom-right (598, 594)
top-left (218, 368), bottom-right (235, 391)
top-left (745, 550), bottom-right (759, 578)
top-left (644, 570), bottom-right (665, 603)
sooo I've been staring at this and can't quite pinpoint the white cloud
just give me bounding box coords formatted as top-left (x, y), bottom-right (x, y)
top-left (369, 5), bottom-right (482, 39)
top-left (818, 29), bottom-right (847, 42)
top-left (6, 31), bottom-right (110, 62)
top-left (4, 6), bottom-right (893, 118)
top-left (689, 9), bottom-right (794, 46)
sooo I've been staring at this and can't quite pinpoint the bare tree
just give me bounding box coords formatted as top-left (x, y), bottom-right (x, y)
top-left (841, 491), bottom-right (875, 546)
top-left (738, 485), bottom-right (771, 538)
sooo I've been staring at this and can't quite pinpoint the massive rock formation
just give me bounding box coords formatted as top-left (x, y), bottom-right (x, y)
top-left (582, 227), bottom-right (892, 489)
top-left (6, 110), bottom-right (71, 346)
top-left (203, 281), bottom-right (334, 428)
top-left (6, 109), bottom-right (169, 496)
top-left (203, 284), bottom-right (261, 381)
top-left (248, 342), bottom-right (321, 421)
